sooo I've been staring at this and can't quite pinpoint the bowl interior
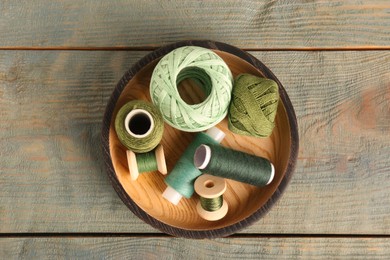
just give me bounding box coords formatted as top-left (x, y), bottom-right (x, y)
top-left (109, 50), bottom-right (292, 231)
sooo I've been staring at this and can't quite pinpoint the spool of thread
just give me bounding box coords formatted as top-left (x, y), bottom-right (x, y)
top-left (150, 46), bottom-right (233, 132)
top-left (126, 144), bottom-right (167, 181)
top-left (115, 100), bottom-right (164, 153)
top-left (162, 127), bottom-right (225, 205)
top-left (194, 174), bottom-right (228, 221)
top-left (194, 144), bottom-right (275, 187)
top-left (228, 73), bottom-right (279, 138)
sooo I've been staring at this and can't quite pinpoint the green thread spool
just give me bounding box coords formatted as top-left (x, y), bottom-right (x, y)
top-left (162, 127), bottom-right (225, 205)
top-left (150, 46), bottom-right (233, 132)
top-left (136, 152), bottom-right (158, 172)
top-left (194, 144), bottom-right (275, 187)
top-left (200, 196), bottom-right (223, 212)
top-left (228, 73), bottom-right (279, 138)
top-left (194, 174), bottom-right (228, 221)
top-left (115, 100), bottom-right (164, 153)
top-left (127, 144), bottom-right (167, 181)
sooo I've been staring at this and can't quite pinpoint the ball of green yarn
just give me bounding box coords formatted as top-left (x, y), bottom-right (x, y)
top-left (150, 46), bottom-right (233, 132)
top-left (115, 100), bottom-right (164, 153)
top-left (228, 74), bottom-right (279, 138)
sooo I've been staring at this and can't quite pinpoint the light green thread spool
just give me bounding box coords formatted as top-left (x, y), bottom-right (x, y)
top-left (228, 73), bottom-right (279, 138)
top-left (162, 127), bottom-right (225, 205)
top-left (126, 144), bottom-right (167, 181)
top-left (194, 144), bottom-right (275, 187)
top-left (150, 46), bottom-right (233, 132)
top-left (115, 100), bottom-right (164, 153)
top-left (194, 174), bottom-right (228, 221)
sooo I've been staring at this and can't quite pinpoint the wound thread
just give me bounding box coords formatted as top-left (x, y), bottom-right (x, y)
top-left (162, 127), bottom-right (225, 205)
top-left (150, 46), bottom-right (233, 132)
top-left (164, 132), bottom-right (219, 199)
top-left (135, 151), bottom-right (158, 173)
top-left (115, 100), bottom-right (164, 153)
top-left (200, 196), bottom-right (223, 212)
top-left (194, 144), bottom-right (275, 187)
top-left (228, 74), bottom-right (279, 138)
top-left (127, 144), bottom-right (167, 181)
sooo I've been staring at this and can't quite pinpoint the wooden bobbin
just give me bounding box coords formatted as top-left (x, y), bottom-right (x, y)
top-left (194, 174), bottom-right (228, 221)
top-left (126, 144), bottom-right (167, 181)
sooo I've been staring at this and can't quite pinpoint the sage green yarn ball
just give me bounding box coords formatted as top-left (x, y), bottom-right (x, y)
top-left (228, 74), bottom-right (279, 138)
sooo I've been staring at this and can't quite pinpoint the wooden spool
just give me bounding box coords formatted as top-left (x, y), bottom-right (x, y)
top-left (101, 40), bottom-right (299, 239)
top-left (126, 144), bottom-right (167, 181)
top-left (194, 174), bottom-right (229, 221)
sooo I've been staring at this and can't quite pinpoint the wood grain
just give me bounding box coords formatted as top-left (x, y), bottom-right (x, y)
top-left (0, 50), bottom-right (389, 234)
top-left (104, 42), bottom-right (298, 238)
top-left (0, 1), bottom-right (389, 49)
top-left (1, 237), bottom-right (390, 259)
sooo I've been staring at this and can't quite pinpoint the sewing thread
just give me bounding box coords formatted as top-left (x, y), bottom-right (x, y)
top-left (150, 46), bottom-right (233, 132)
top-left (115, 100), bottom-right (164, 153)
top-left (194, 144), bottom-right (275, 187)
top-left (162, 127), bottom-right (225, 205)
top-left (136, 151), bottom-right (158, 173)
top-left (194, 174), bottom-right (228, 221)
top-left (126, 144), bottom-right (167, 181)
top-left (228, 73), bottom-right (279, 137)
top-left (200, 196), bottom-right (223, 212)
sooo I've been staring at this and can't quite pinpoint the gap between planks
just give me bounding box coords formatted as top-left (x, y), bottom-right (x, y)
top-left (0, 233), bottom-right (389, 239)
top-left (0, 46), bottom-right (389, 51)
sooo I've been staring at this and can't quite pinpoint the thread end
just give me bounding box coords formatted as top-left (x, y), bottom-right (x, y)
top-left (124, 109), bottom-right (154, 138)
top-left (194, 145), bottom-right (211, 170)
top-left (162, 186), bottom-right (183, 205)
top-left (205, 127), bottom-right (225, 143)
top-left (126, 150), bottom-right (139, 181)
top-left (155, 144), bottom-right (167, 175)
top-left (267, 163), bottom-right (275, 185)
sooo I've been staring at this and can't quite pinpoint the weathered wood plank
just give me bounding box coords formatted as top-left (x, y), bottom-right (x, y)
top-left (0, 1), bottom-right (389, 49)
top-left (0, 51), bottom-right (389, 234)
top-left (1, 237), bottom-right (389, 259)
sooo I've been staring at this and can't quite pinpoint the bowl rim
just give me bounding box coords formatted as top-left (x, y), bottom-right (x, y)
top-left (101, 40), bottom-right (299, 239)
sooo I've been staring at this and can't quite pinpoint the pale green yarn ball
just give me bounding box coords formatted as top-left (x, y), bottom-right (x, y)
top-left (150, 46), bottom-right (233, 132)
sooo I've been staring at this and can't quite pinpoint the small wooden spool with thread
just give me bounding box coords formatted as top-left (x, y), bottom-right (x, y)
top-left (194, 174), bottom-right (228, 221)
top-left (126, 144), bottom-right (167, 181)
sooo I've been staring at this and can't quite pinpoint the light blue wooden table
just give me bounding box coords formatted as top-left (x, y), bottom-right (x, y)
top-left (1, 1), bottom-right (389, 259)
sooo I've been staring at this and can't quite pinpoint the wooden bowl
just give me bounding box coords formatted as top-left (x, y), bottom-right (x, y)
top-left (102, 40), bottom-right (299, 238)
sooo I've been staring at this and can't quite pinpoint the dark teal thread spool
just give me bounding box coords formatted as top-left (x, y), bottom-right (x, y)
top-left (162, 127), bottom-right (225, 205)
top-left (194, 174), bottom-right (228, 221)
top-left (127, 144), bottom-right (167, 181)
top-left (194, 144), bottom-right (275, 187)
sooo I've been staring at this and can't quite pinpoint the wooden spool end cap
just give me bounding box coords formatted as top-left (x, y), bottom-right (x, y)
top-left (194, 174), bottom-right (227, 198)
top-left (155, 144), bottom-right (167, 175)
top-left (126, 149), bottom-right (139, 181)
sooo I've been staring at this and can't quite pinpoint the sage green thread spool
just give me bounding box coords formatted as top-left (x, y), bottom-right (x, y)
top-left (228, 73), bottom-right (279, 138)
top-left (150, 46), bottom-right (233, 132)
top-left (126, 144), bottom-right (167, 181)
top-left (194, 144), bottom-right (275, 187)
top-left (194, 174), bottom-right (228, 221)
top-left (162, 127), bottom-right (225, 205)
top-left (115, 100), bottom-right (164, 153)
